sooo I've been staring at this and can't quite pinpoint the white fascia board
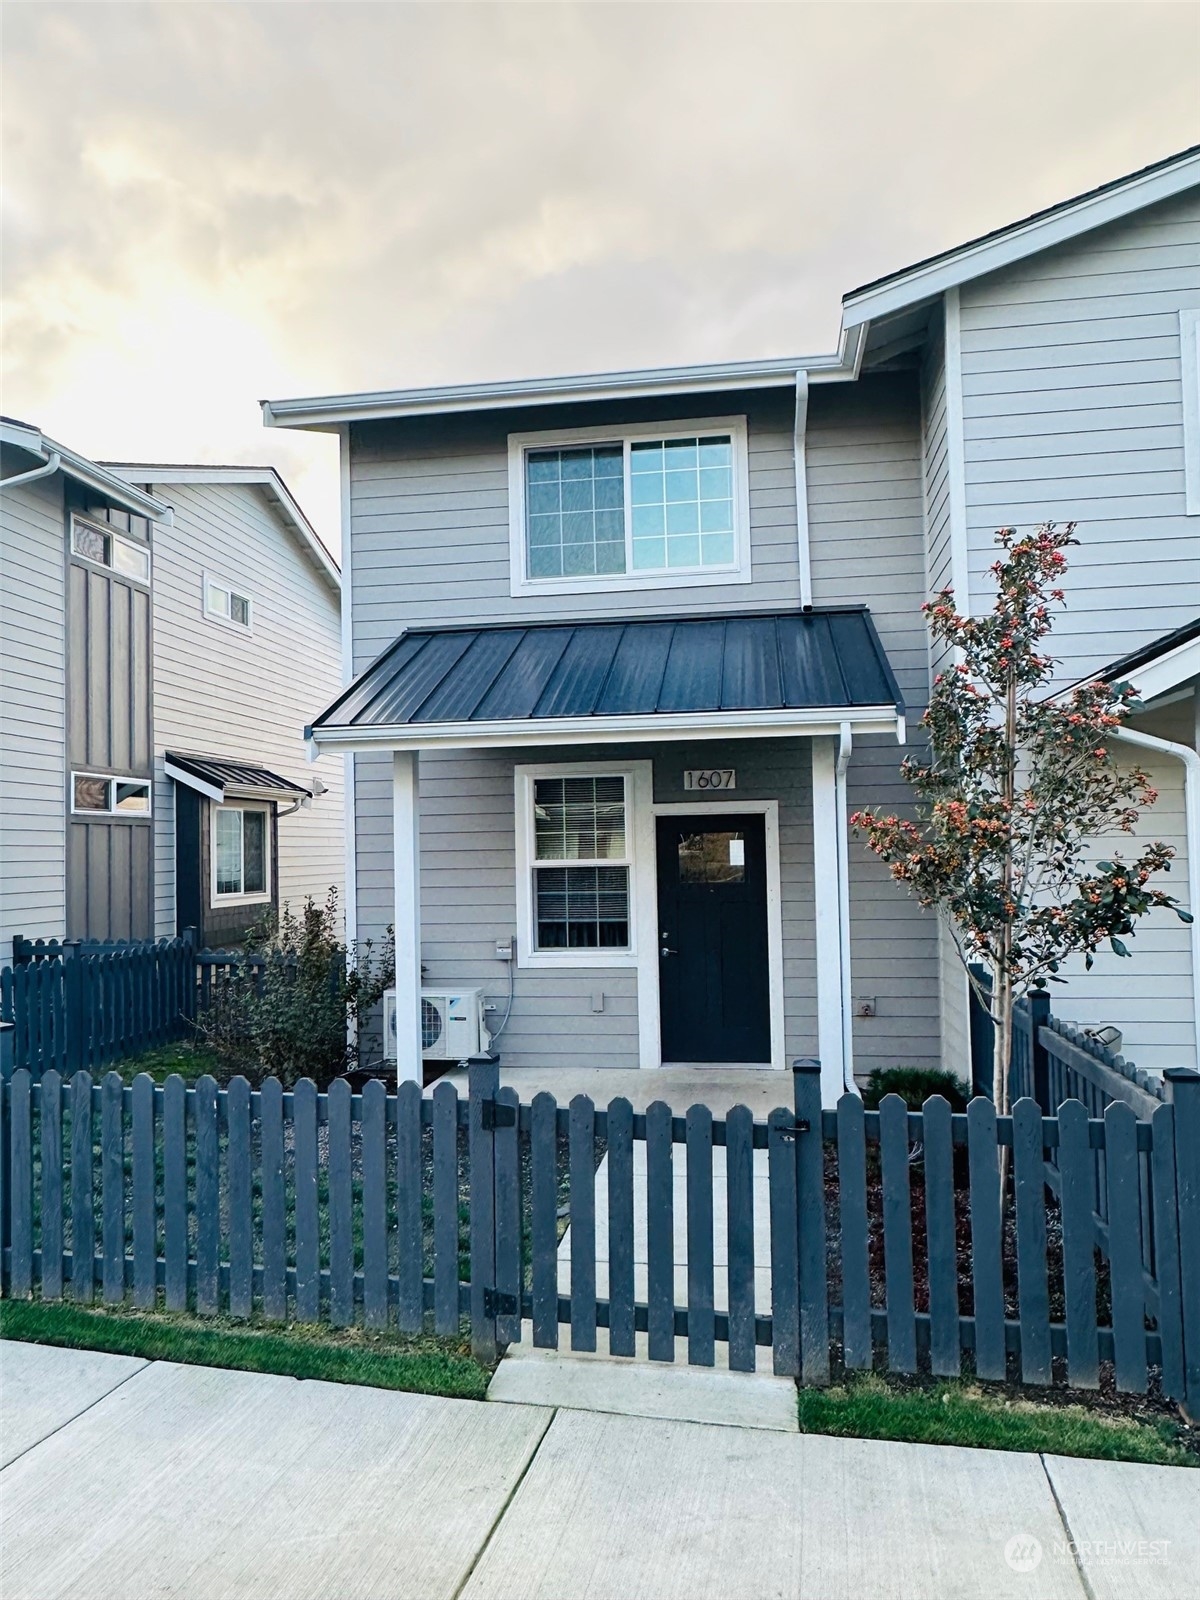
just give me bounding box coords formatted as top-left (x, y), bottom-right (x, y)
top-left (163, 760), bottom-right (225, 803)
top-left (261, 342), bottom-right (861, 432)
top-left (1, 426), bottom-right (173, 522)
top-left (308, 704), bottom-right (903, 755)
top-left (105, 463), bottom-right (340, 588)
top-left (841, 153), bottom-right (1200, 329)
top-left (1065, 636), bottom-right (1200, 705)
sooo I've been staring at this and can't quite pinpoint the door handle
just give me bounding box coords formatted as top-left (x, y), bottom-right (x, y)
top-left (660, 946), bottom-right (678, 957)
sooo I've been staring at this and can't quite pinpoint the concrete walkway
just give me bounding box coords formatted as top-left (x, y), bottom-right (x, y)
top-left (2, 1340), bottom-right (1196, 1600)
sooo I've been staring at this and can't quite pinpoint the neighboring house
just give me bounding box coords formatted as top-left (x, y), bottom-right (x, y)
top-left (266, 145), bottom-right (1200, 1098)
top-left (0, 426), bottom-right (345, 952)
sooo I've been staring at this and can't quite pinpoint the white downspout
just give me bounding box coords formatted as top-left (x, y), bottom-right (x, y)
top-left (793, 371), bottom-right (812, 610)
top-left (1111, 724), bottom-right (1200, 1066)
top-left (1, 449), bottom-right (61, 490)
top-left (836, 720), bottom-right (856, 1090)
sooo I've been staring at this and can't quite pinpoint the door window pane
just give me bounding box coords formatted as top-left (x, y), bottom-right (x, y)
top-left (73, 774), bottom-right (110, 811)
top-left (242, 811), bottom-right (267, 894)
top-left (215, 809), bottom-right (243, 894)
top-left (535, 865), bottom-right (629, 948)
top-left (678, 830), bottom-right (746, 884)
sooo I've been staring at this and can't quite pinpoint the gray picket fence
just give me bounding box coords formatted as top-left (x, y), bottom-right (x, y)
top-left (2, 1057), bottom-right (1197, 1411)
top-left (0, 935), bottom-right (198, 1078)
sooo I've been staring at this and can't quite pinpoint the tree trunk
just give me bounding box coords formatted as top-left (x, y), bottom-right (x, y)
top-left (992, 961), bottom-right (1014, 1216)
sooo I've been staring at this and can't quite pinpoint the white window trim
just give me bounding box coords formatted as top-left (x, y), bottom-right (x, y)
top-left (202, 571), bottom-right (255, 632)
top-left (1181, 308), bottom-right (1200, 516)
top-left (69, 513), bottom-right (150, 587)
top-left (70, 772), bottom-right (153, 818)
top-left (514, 760), bottom-right (653, 970)
top-left (507, 415), bottom-right (752, 597)
top-left (210, 801), bottom-right (272, 907)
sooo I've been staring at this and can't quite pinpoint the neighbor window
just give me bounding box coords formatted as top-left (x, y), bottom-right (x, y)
top-left (71, 773), bottom-right (151, 816)
top-left (510, 418), bottom-right (749, 592)
top-left (203, 576), bottom-right (253, 628)
top-left (212, 804), bottom-right (270, 901)
top-left (70, 515), bottom-right (150, 585)
top-left (530, 774), bottom-right (629, 951)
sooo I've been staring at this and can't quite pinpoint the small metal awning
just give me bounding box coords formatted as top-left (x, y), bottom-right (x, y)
top-left (308, 607), bottom-right (906, 753)
top-left (164, 751), bottom-right (312, 804)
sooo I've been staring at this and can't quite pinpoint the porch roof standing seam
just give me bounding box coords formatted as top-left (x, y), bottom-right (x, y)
top-left (309, 607), bottom-right (906, 736)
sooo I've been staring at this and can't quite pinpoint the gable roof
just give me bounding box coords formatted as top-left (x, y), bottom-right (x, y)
top-left (1, 417), bottom-right (172, 522)
top-left (841, 144), bottom-right (1200, 329)
top-left (102, 462), bottom-right (340, 588)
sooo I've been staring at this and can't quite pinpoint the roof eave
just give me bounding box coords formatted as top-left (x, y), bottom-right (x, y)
top-left (841, 149), bottom-right (1200, 331)
top-left (1, 423), bottom-right (173, 521)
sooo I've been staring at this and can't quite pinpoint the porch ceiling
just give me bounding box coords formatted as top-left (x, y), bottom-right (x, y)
top-left (308, 606), bottom-right (906, 752)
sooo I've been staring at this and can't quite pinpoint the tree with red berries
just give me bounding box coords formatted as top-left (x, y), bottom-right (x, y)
top-left (852, 523), bottom-right (1190, 1116)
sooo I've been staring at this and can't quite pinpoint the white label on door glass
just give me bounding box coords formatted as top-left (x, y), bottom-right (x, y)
top-left (728, 837), bottom-right (745, 866)
top-left (683, 769), bottom-right (736, 790)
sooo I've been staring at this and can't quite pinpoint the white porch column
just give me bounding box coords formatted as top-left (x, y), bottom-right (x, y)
top-left (392, 750), bottom-right (422, 1085)
top-left (812, 735), bottom-right (853, 1105)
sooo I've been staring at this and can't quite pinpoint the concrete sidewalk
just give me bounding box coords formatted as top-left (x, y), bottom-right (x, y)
top-left (3, 1340), bottom-right (1197, 1599)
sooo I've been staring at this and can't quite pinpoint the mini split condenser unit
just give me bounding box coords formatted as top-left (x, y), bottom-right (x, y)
top-left (383, 988), bottom-right (489, 1061)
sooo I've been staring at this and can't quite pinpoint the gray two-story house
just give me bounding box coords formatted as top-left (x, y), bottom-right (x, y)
top-left (267, 146), bottom-right (1200, 1101)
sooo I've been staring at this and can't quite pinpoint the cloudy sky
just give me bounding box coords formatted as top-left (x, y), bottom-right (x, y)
top-left (4, 1), bottom-right (1198, 551)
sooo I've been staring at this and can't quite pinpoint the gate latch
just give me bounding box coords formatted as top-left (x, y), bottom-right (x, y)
top-left (480, 1099), bottom-right (517, 1131)
top-left (775, 1120), bottom-right (811, 1141)
top-left (483, 1288), bottom-right (519, 1318)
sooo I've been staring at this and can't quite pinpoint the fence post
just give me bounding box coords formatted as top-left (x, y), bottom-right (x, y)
top-left (468, 1052), bottom-right (500, 1363)
top-left (0, 1020), bottom-right (12, 1082)
top-left (793, 1057), bottom-right (830, 1386)
top-left (1028, 989), bottom-right (1052, 1112)
top-left (61, 941), bottom-right (85, 1075)
top-left (1163, 1067), bottom-right (1200, 1420)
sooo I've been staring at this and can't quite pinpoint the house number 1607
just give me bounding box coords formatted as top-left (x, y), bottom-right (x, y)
top-left (683, 769), bottom-right (736, 790)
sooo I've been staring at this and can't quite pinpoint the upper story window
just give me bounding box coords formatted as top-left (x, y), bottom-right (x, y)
top-left (508, 416), bottom-right (750, 596)
top-left (70, 515), bottom-right (150, 585)
top-left (203, 574), bottom-right (253, 629)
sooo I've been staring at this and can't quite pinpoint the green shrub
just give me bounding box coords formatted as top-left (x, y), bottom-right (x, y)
top-left (861, 1066), bottom-right (969, 1111)
top-left (194, 889), bottom-right (394, 1088)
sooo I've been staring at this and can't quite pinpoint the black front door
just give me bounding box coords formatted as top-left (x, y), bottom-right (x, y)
top-left (656, 814), bottom-right (771, 1064)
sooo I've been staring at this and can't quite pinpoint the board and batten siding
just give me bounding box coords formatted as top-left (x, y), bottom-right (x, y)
top-left (0, 472), bottom-right (67, 949)
top-left (147, 481), bottom-right (344, 938)
top-left (958, 186), bottom-right (1200, 683)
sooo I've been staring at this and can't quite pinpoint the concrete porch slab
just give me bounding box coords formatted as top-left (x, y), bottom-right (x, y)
top-left (487, 1337), bottom-right (799, 1432)
top-left (0, 1340), bottom-right (147, 1468)
top-left (0, 1354), bottom-right (552, 1600)
top-left (428, 1063), bottom-right (794, 1119)
top-left (1042, 1453), bottom-right (1200, 1600)
top-left (459, 1408), bottom-right (1087, 1600)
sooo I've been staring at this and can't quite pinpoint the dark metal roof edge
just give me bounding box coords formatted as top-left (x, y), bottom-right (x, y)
top-left (310, 629), bottom-right (417, 730)
top-left (854, 607), bottom-right (908, 716)
top-left (1092, 616), bottom-right (1200, 685)
top-left (164, 750), bottom-right (311, 796)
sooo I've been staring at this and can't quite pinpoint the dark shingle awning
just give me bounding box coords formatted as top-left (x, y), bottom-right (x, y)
top-left (164, 751), bottom-right (312, 803)
top-left (309, 607), bottom-right (905, 752)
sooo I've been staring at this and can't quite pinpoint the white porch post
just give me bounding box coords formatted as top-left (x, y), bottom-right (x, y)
top-left (392, 750), bottom-right (422, 1085)
top-left (812, 735), bottom-right (852, 1105)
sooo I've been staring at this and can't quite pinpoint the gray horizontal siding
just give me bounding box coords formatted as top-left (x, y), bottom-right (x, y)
top-left (960, 186), bottom-right (1200, 684)
top-left (0, 472), bottom-right (67, 947)
top-left (147, 481), bottom-right (344, 937)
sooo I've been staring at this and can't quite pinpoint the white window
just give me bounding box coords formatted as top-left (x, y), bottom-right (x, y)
top-left (1182, 308), bottom-right (1200, 515)
top-left (71, 773), bottom-right (152, 816)
top-left (514, 761), bottom-right (652, 967)
top-left (203, 574), bottom-right (253, 629)
top-left (211, 803), bottom-right (271, 903)
top-left (508, 416), bottom-right (751, 596)
top-left (70, 515), bottom-right (150, 585)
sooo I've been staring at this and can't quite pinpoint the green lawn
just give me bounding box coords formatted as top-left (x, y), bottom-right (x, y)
top-left (796, 1371), bottom-right (1197, 1466)
top-left (0, 1300), bottom-right (492, 1401)
top-left (107, 1042), bottom-right (225, 1083)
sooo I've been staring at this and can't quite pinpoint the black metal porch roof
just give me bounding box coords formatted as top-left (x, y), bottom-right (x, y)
top-left (164, 751), bottom-right (312, 802)
top-left (310, 607), bottom-right (905, 734)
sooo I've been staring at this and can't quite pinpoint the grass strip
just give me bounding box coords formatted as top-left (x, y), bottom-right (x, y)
top-left (796, 1371), bottom-right (1196, 1466)
top-left (0, 1299), bottom-right (491, 1401)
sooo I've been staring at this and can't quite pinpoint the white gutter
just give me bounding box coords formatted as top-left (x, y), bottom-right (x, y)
top-left (836, 720), bottom-right (856, 1090)
top-left (1112, 724), bottom-right (1200, 1066)
top-left (1, 449), bottom-right (61, 490)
